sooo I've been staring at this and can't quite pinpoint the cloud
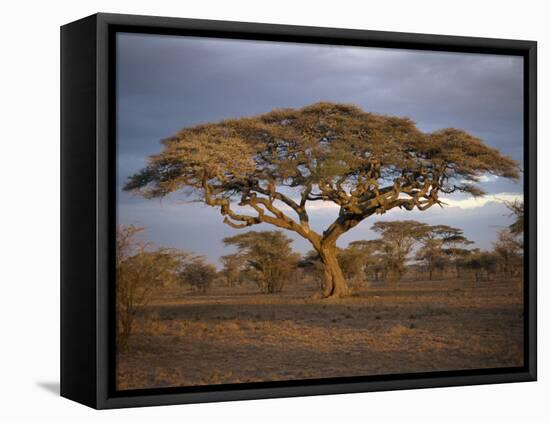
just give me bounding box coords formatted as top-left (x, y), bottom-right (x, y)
top-left (477, 174), bottom-right (499, 183)
top-left (440, 192), bottom-right (523, 209)
top-left (282, 192), bottom-right (524, 214)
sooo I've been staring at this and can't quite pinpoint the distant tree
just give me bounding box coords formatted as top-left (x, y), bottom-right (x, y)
top-left (449, 247), bottom-right (474, 279)
top-left (366, 255), bottom-right (388, 282)
top-left (493, 229), bottom-right (523, 278)
top-left (354, 240), bottom-right (388, 281)
top-left (505, 200), bottom-right (524, 236)
top-left (116, 225), bottom-right (188, 349)
top-left (462, 249), bottom-right (499, 282)
top-left (415, 224), bottom-right (473, 280)
top-left (298, 250), bottom-right (325, 289)
top-left (181, 257), bottom-right (218, 294)
top-left (219, 253), bottom-right (246, 287)
top-left (415, 238), bottom-right (448, 280)
top-left (125, 102), bottom-right (519, 297)
top-left (336, 246), bottom-right (366, 286)
top-left (223, 231), bottom-right (299, 293)
top-left (371, 220), bottom-right (430, 280)
top-left (343, 239), bottom-right (386, 283)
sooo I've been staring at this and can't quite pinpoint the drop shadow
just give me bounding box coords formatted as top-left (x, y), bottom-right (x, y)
top-left (36, 381), bottom-right (60, 396)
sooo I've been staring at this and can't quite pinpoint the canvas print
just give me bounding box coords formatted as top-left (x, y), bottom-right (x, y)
top-left (115, 33), bottom-right (525, 391)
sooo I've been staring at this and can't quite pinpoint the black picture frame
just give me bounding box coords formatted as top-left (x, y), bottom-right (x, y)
top-left (60, 12), bottom-right (537, 409)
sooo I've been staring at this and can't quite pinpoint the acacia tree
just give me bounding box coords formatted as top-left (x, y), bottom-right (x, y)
top-left (220, 253), bottom-right (246, 287)
top-left (336, 247), bottom-right (365, 286)
top-left (462, 249), bottom-right (499, 282)
top-left (505, 200), bottom-right (524, 236)
top-left (371, 220), bottom-right (430, 280)
top-left (116, 225), bottom-right (188, 349)
top-left (487, 200), bottom-right (524, 279)
top-left (181, 257), bottom-right (218, 294)
top-left (415, 238), bottom-right (446, 280)
top-left (348, 240), bottom-right (387, 281)
top-left (415, 224), bottom-right (473, 280)
top-left (125, 102), bottom-right (519, 297)
top-left (493, 229), bottom-right (523, 278)
top-left (448, 247), bottom-right (474, 279)
top-left (222, 231), bottom-right (299, 293)
top-left (343, 240), bottom-right (385, 283)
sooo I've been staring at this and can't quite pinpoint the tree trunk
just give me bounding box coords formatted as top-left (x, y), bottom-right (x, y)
top-left (318, 245), bottom-right (349, 298)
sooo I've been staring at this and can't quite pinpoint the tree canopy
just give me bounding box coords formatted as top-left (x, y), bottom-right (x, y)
top-left (181, 257), bottom-right (218, 294)
top-left (222, 231), bottom-right (300, 293)
top-left (413, 224), bottom-right (473, 280)
top-left (125, 102), bottom-right (519, 297)
top-left (370, 220), bottom-right (430, 280)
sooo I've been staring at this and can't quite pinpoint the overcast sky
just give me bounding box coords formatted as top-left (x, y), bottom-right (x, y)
top-left (116, 32), bottom-right (524, 265)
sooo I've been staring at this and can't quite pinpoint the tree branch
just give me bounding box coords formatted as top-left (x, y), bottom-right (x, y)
top-left (321, 175), bottom-right (442, 246)
top-left (250, 182), bottom-right (312, 229)
top-left (203, 177), bottom-right (320, 247)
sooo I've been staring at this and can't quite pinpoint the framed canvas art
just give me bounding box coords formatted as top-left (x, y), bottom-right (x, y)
top-left (60, 13), bottom-right (537, 409)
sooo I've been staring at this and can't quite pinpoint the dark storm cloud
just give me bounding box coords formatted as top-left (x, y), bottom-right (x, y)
top-left (116, 32), bottom-right (524, 258)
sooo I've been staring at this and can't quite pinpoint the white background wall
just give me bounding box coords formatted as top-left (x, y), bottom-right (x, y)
top-left (1, 0), bottom-right (547, 421)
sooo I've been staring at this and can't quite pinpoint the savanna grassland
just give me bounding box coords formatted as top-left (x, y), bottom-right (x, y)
top-left (116, 276), bottom-right (523, 390)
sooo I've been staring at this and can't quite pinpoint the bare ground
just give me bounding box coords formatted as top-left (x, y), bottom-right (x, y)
top-left (116, 278), bottom-right (524, 390)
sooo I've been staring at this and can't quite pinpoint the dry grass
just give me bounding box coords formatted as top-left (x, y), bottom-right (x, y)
top-left (116, 277), bottom-right (524, 390)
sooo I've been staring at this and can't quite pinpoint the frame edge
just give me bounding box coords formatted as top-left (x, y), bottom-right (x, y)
top-left (60, 13), bottom-right (99, 409)
top-left (79, 12), bottom-right (538, 409)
